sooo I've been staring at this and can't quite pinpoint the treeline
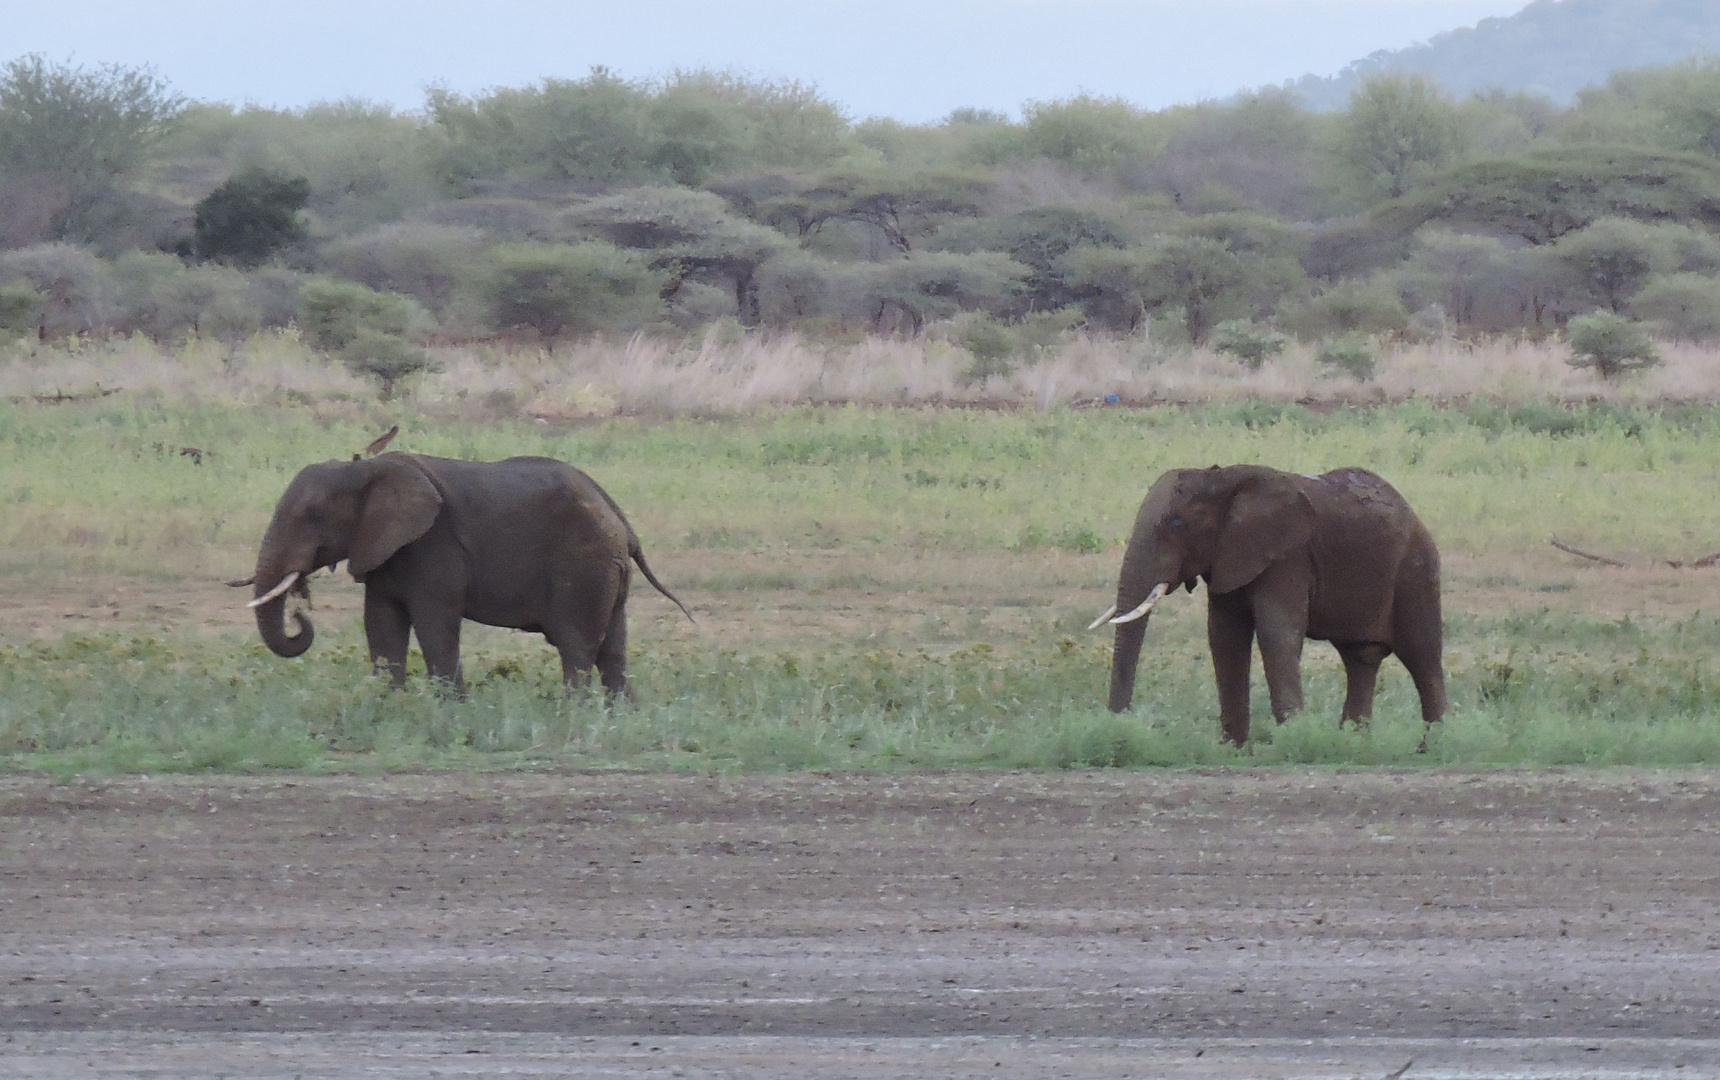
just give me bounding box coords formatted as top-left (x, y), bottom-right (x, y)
top-left (7, 52), bottom-right (1720, 381)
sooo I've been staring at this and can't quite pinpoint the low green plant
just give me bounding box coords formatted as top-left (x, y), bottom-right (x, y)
top-left (0, 280), bottom-right (42, 340)
top-left (1209, 319), bottom-right (1288, 370)
top-left (340, 329), bottom-right (440, 400)
top-left (1565, 310), bottom-right (1660, 380)
top-left (1314, 332), bottom-right (1377, 380)
top-left (296, 278), bottom-right (430, 353)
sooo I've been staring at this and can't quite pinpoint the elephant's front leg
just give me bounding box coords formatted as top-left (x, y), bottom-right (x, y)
top-left (363, 591), bottom-right (412, 688)
top-left (411, 607), bottom-right (466, 695)
top-left (1207, 591), bottom-right (1255, 745)
top-left (1254, 620), bottom-right (1307, 725)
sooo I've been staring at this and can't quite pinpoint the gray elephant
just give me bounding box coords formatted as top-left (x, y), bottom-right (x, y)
top-left (242, 452), bottom-right (690, 695)
top-left (1092, 464), bottom-right (1445, 745)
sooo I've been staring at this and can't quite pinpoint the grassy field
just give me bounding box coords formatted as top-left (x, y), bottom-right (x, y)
top-left (5, 386), bottom-right (1720, 774)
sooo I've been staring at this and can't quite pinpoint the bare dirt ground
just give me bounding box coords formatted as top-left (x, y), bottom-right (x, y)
top-left (4, 771), bottom-right (1720, 1078)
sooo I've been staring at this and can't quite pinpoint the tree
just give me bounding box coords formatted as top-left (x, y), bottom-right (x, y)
top-left (193, 169), bottom-right (310, 267)
top-left (1338, 75), bottom-right (1462, 200)
top-left (567, 187), bottom-right (789, 323)
top-left (1017, 96), bottom-right (1159, 173)
top-left (1144, 236), bottom-right (1250, 343)
top-left (481, 242), bottom-right (664, 337)
top-left (1632, 272), bottom-right (1720, 342)
top-left (341, 329), bottom-right (438, 400)
top-left (1566, 310), bottom-right (1660, 380)
top-left (0, 280), bottom-right (41, 340)
top-left (1378, 146), bottom-right (1720, 245)
top-left (295, 278), bottom-right (429, 352)
top-left (1543, 217), bottom-right (1682, 313)
top-left (858, 251), bottom-right (1028, 334)
top-left (0, 55), bottom-right (185, 241)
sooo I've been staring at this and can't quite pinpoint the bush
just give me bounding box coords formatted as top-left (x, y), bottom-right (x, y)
top-left (319, 222), bottom-right (487, 315)
top-left (193, 169), bottom-right (311, 267)
top-left (480, 241), bottom-right (665, 338)
top-left (295, 277), bottom-right (430, 352)
top-left (1315, 332), bottom-right (1377, 380)
top-left (1209, 319), bottom-right (1287, 369)
top-left (0, 243), bottom-right (109, 338)
top-left (107, 252), bottom-right (259, 341)
top-left (1283, 276), bottom-right (1409, 341)
top-left (340, 329), bottom-right (439, 399)
top-left (951, 313), bottom-right (1017, 384)
top-left (1566, 310), bottom-right (1661, 380)
top-left (1632, 272), bottom-right (1720, 342)
top-left (0, 281), bottom-right (43, 340)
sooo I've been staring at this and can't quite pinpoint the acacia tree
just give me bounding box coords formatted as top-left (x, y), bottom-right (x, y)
top-left (0, 56), bottom-right (185, 243)
top-left (567, 187), bottom-right (790, 323)
top-left (1339, 74), bottom-right (1462, 200)
top-left (192, 169), bottom-right (310, 267)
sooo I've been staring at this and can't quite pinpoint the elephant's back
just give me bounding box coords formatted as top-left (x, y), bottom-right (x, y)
top-left (426, 455), bottom-right (629, 551)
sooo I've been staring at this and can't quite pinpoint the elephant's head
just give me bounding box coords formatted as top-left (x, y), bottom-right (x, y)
top-left (1100, 465), bottom-right (1314, 712)
top-left (247, 454), bottom-right (441, 658)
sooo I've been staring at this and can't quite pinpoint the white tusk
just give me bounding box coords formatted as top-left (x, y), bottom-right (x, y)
top-left (1109, 582), bottom-right (1169, 625)
top-left (245, 571), bottom-right (300, 608)
top-left (1085, 604), bottom-right (1118, 631)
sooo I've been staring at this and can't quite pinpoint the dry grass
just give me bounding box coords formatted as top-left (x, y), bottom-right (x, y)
top-left (6, 331), bottom-right (1720, 415)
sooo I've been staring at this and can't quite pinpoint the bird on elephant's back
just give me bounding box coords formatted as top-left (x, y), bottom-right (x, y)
top-left (1090, 463), bottom-right (1445, 748)
top-left (237, 451), bottom-right (691, 697)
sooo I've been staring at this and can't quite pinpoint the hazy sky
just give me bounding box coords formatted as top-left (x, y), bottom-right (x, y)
top-left (8, 0), bottom-right (1530, 120)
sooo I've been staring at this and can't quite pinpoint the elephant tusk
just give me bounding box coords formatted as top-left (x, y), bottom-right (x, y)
top-left (1109, 582), bottom-right (1169, 625)
top-left (225, 576), bottom-right (254, 588)
top-left (1085, 604), bottom-right (1118, 631)
top-left (246, 571), bottom-right (301, 609)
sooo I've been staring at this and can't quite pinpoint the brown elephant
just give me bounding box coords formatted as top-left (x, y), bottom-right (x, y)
top-left (242, 452), bottom-right (690, 695)
top-left (1092, 464), bottom-right (1445, 745)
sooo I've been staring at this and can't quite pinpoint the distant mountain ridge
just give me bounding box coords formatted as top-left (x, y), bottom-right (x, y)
top-left (1290, 0), bottom-right (1720, 110)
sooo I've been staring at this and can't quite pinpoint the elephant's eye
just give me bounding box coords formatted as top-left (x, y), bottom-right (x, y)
top-left (1167, 514), bottom-right (1185, 530)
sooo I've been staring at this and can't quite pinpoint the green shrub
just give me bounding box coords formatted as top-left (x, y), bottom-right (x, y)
top-left (0, 280), bottom-right (43, 340)
top-left (1283, 276), bottom-right (1409, 341)
top-left (1315, 332), bottom-right (1377, 380)
top-left (1632, 272), bottom-right (1720, 342)
top-left (193, 169), bottom-right (311, 267)
top-left (480, 241), bottom-right (665, 337)
top-left (340, 329), bottom-right (440, 400)
top-left (1566, 310), bottom-right (1661, 379)
top-left (1209, 319), bottom-right (1287, 369)
top-left (295, 277), bottom-right (430, 352)
top-left (954, 314), bottom-right (1017, 383)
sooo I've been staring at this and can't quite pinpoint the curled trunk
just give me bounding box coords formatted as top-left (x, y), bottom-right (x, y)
top-left (253, 562), bottom-right (314, 657)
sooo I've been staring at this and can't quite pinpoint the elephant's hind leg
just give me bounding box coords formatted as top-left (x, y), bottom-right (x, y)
top-left (594, 568), bottom-right (634, 701)
top-left (1335, 642), bottom-right (1390, 728)
top-left (546, 562), bottom-right (623, 695)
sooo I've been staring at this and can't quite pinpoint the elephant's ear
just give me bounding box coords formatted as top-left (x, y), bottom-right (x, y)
top-left (349, 456), bottom-right (442, 577)
top-left (1210, 473), bottom-right (1315, 594)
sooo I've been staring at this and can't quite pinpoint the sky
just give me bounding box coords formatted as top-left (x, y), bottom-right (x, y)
top-left (5, 0), bottom-right (1531, 121)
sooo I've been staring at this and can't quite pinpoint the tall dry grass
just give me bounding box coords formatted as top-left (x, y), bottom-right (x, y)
top-left (4, 330), bottom-right (1719, 415)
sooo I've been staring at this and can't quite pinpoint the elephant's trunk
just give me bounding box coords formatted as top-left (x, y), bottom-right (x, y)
top-left (252, 551), bottom-right (314, 658)
top-left (1107, 615), bottom-right (1148, 712)
top-left (1106, 541), bottom-right (1175, 713)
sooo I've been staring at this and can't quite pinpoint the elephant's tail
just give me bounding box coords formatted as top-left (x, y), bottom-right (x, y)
top-left (631, 542), bottom-right (695, 624)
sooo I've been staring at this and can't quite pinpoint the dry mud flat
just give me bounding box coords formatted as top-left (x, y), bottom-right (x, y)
top-left (3, 770), bottom-right (1720, 1079)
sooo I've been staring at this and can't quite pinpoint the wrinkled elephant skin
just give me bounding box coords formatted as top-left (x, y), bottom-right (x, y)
top-left (1103, 464), bottom-right (1445, 745)
top-left (249, 452), bottom-right (689, 696)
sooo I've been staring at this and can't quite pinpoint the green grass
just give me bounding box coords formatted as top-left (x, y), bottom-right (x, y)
top-left (7, 610), bottom-right (1720, 776)
top-left (5, 396), bottom-right (1720, 774)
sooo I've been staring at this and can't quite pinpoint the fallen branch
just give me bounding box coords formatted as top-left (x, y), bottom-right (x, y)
top-left (15, 385), bottom-right (120, 405)
top-left (1549, 536), bottom-right (1628, 567)
top-left (1550, 535), bottom-right (1720, 570)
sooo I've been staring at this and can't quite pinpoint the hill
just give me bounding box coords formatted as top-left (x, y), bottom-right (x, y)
top-left (1291, 0), bottom-right (1720, 109)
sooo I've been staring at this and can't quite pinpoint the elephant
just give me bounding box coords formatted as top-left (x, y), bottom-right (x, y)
top-left (242, 452), bottom-right (691, 696)
top-left (1091, 464), bottom-right (1445, 745)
